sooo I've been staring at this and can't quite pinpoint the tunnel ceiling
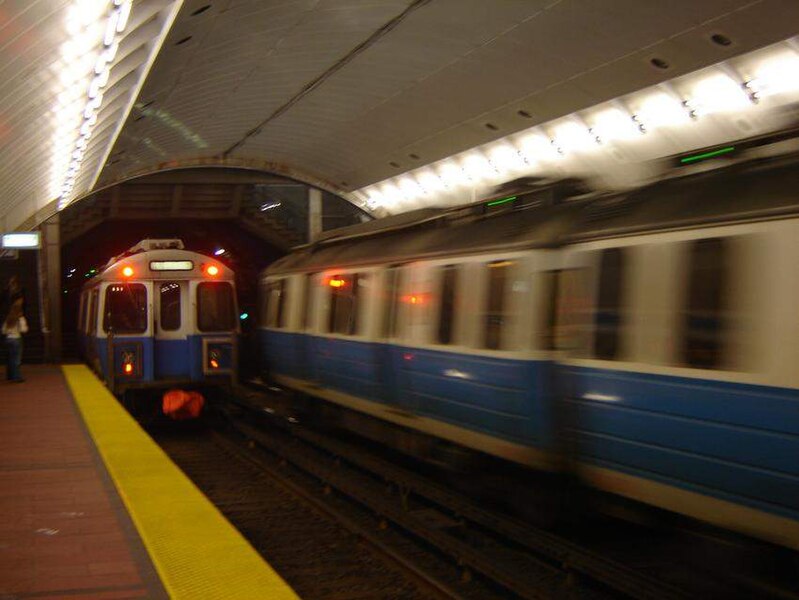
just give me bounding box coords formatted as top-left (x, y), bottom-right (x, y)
top-left (2, 0), bottom-right (799, 233)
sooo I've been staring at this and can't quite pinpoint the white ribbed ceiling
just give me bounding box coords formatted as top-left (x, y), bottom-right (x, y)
top-left (2, 0), bottom-right (799, 231)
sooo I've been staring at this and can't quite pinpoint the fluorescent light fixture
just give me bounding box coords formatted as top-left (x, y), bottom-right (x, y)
top-left (2, 233), bottom-right (41, 249)
top-left (55, 0), bottom-right (135, 210)
top-left (437, 162), bottom-right (467, 188)
top-left (691, 74), bottom-right (750, 113)
top-left (751, 52), bottom-right (799, 96)
top-left (552, 120), bottom-right (595, 151)
top-left (635, 92), bottom-right (690, 128)
top-left (487, 143), bottom-right (525, 173)
top-left (213, 248), bottom-right (225, 256)
top-left (416, 169), bottom-right (445, 194)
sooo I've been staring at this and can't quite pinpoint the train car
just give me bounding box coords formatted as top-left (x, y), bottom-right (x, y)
top-left (78, 239), bottom-right (238, 403)
top-left (257, 142), bottom-right (799, 550)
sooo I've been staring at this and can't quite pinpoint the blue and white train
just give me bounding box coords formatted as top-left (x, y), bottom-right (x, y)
top-left (258, 145), bottom-right (799, 550)
top-left (78, 239), bottom-right (238, 397)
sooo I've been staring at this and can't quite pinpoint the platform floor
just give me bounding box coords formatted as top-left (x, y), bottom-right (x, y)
top-left (1, 364), bottom-right (298, 600)
top-left (0, 365), bottom-right (165, 599)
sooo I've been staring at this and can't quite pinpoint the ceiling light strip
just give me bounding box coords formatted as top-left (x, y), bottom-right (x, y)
top-left (354, 38), bottom-right (799, 214)
top-left (56, 0), bottom-right (184, 211)
top-left (56, 0), bottom-right (132, 209)
top-left (84, 0), bottom-right (185, 203)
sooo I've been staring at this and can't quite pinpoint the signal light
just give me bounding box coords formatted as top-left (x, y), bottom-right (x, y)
top-left (121, 266), bottom-right (133, 277)
top-left (210, 359), bottom-right (219, 369)
top-left (206, 265), bottom-right (219, 277)
top-left (123, 363), bottom-right (133, 374)
top-left (329, 277), bottom-right (346, 288)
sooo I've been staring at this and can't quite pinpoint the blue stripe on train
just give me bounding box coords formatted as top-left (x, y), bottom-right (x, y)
top-left (89, 334), bottom-right (233, 383)
top-left (262, 329), bottom-right (799, 522)
top-left (567, 365), bottom-right (799, 519)
top-left (260, 329), bottom-right (553, 449)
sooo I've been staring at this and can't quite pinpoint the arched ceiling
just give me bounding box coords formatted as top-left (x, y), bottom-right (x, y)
top-left (2, 0), bottom-right (799, 232)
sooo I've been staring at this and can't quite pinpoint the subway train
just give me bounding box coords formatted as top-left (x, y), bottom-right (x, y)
top-left (78, 239), bottom-right (238, 403)
top-left (258, 140), bottom-right (799, 550)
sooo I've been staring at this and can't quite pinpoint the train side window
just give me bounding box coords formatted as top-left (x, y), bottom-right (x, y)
top-left (382, 266), bottom-right (402, 338)
top-left (484, 260), bottom-right (514, 350)
top-left (265, 279), bottom-right (285, 328)
top-left (103, 284), bottom-right (147, 334)
top-left (197, 282), bottom-right (236, 332)
top-left (437, 265), bottom-right (458, 345)
top-left (328, 273), bottom-right (359, 335)
top-left (594, 248), bottom-right (626, 360)
top-left (89, 289), bottom-right (99, 335)
top-left (159, 282), bottom-right (181, 331)
top-left (683, 238), bottom-right (728, 369)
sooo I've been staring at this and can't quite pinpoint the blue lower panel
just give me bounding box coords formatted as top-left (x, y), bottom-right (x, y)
top-left (312, 336), bottom-right (381, 401)
top-left (567, 365), bottom-right (799, 519)
top-left (259, 330), bottom-right (552, 450)
top-left (260, 329), bottom-right (306, 380)
top-left (398, 347), bottom-right (551, 446)
top-left (155, 339), bottom-right (190, 379)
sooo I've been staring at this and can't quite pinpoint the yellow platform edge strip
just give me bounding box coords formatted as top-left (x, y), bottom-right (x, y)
top-left (62, 365), bottom-right (299, 600)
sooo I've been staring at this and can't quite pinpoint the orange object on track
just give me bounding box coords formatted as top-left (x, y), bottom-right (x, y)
top-left (162, 389), bottom-right (205, 420)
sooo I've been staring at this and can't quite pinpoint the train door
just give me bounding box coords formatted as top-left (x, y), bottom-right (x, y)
top-left (154, 280), bottom-right (189, 379)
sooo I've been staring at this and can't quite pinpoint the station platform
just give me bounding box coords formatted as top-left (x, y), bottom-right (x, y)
top-left (0, 364), bottom-right (298, 600)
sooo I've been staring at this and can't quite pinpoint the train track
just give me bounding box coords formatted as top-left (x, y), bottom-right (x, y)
top-left (150, 425), bottom-right (461, 600)
top-left (149, 384), bottom-right (798, 600)
top-left (217, 386), bottom-right (700, 600)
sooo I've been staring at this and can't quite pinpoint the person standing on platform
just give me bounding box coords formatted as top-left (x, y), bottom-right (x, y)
top-left (3, 298), bottom-right (28, 382)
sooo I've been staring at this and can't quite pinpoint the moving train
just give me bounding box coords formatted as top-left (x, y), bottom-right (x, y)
top-left (78, 239), bottom-right (238, 406)
top-left (258, 137), bottom-right (799, 551)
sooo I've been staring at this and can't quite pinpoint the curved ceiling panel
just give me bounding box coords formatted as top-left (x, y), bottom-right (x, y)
top-left (2, 0), bottom-right (799, 231)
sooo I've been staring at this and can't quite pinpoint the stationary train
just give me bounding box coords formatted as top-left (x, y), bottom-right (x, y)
top-left (78, 239), bottom-right (238, 403)
top-left (258, 140), bottom-right (799, 551)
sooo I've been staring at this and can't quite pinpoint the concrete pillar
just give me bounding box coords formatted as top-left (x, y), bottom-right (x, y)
top-left (229, 184), bottom-right (244, 217)
top-left (308, 188), bottom-right (322, 243)
top-left (41, 215), bottom-right (61, 362)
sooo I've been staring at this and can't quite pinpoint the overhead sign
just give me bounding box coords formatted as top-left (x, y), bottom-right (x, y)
top-left (2, 232), bottom-right (41, 249)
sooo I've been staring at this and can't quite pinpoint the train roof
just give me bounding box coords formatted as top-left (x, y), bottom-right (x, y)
top-left (267, 148), bottom-right (799, 275)
top-left (85, 240), bottom-right (234, 286)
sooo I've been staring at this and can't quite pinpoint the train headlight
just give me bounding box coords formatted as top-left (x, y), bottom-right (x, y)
top-left (205, 264), bottom-right (219, 277)
top-left (122, 266), bottom-right (134, 278)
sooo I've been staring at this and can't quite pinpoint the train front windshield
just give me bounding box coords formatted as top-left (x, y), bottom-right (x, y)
top-left (104, 284), bottom-right (147, 334)
top-left (197, 281), bottom-right (236, 331)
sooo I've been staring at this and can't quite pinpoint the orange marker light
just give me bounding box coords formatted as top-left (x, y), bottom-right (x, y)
top-left (329, 277), bottom-right (346, 288)
top-left (121, 266), bottom-right (134, 278)
top-left (123, 363), bottom-right (133, 375)
top-left (206, 265), bottom-right (219, 277)
top-left (401, 293), bottom-right (427, 305)
top-left (210, 359), bottom-right (219, 369)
